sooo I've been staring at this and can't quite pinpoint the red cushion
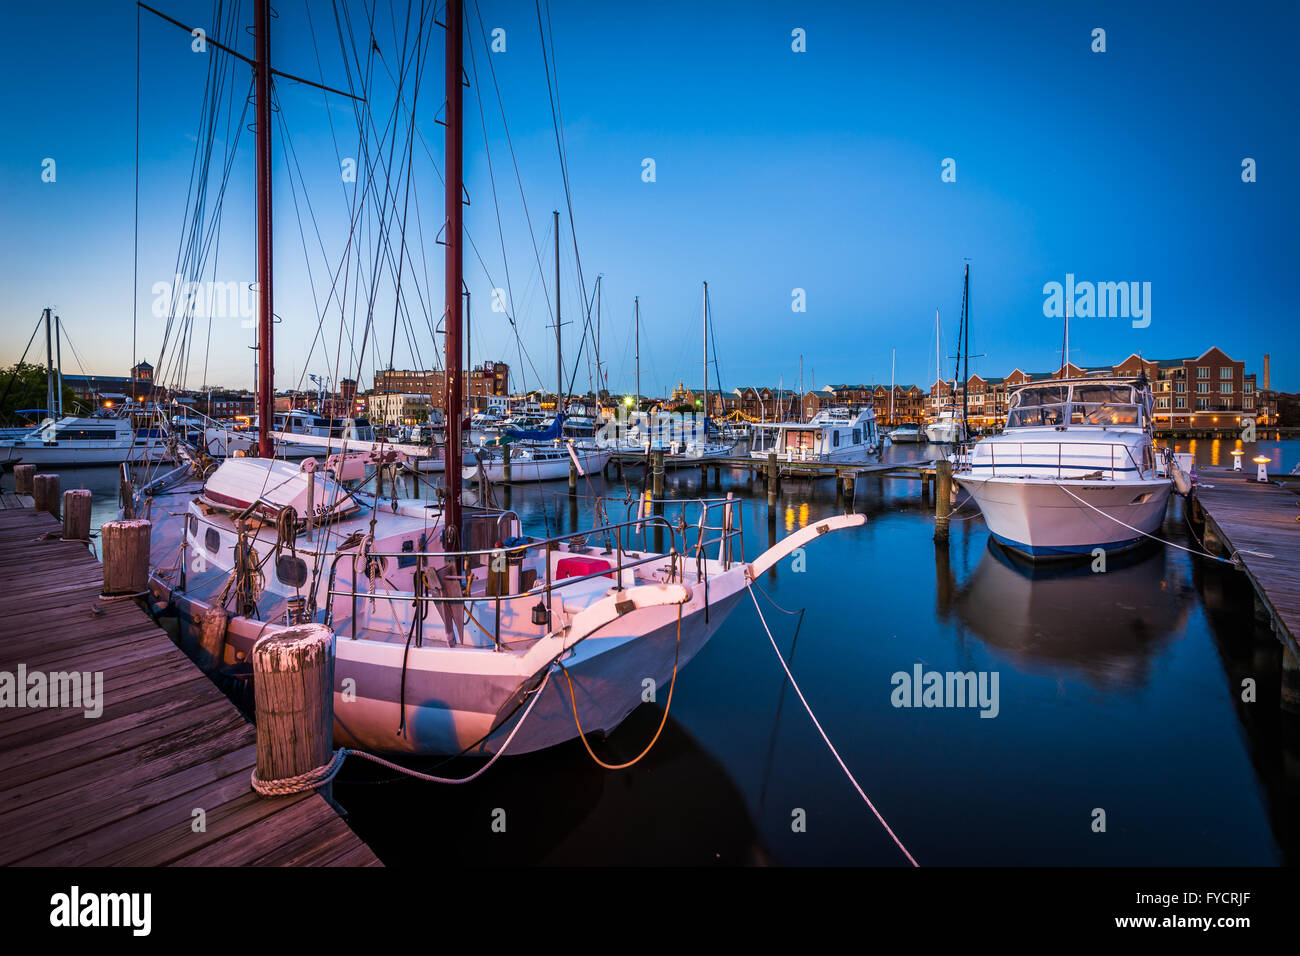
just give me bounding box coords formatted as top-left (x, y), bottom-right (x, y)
top-left (555, 556), bottom-right (613, 580)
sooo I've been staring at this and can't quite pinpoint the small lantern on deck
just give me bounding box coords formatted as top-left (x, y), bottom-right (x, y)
top-left (1252, 455), bottom-right (1271, 483)
top-left (1231, 449), bottom-right (1245, 472)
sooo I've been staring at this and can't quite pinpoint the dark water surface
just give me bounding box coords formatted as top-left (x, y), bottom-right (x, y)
top-left (28, 436), bottom-right (1300, 865)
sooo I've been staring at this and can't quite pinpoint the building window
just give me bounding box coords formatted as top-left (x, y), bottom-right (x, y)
top-left (1220, 367), bottom-right (1233, 379)
top-left (1197, 367), bottom-right (1209, 378)
top-left (1176, 398), bottom-right (1186, 409)
top-left (1220, 383), bottom-right (1232, 395)
top-left (1197, 382), bottom-right (1209, 393)
top-left (1157, 397), bottom-right (1170, 408)
top-left (1176, 382), bottom-right (1185, 393)
top-left (1244, 382), bottom-right (1253, 394)
top-left (1244, 398), bottom-right (1255, 410)
top-left (1196, 398), bottom-right (1210, 409)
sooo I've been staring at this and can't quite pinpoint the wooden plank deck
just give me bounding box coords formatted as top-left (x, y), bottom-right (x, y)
top-left (0, 504), bottom-right (381, 866)
top-left (1194, 468), bottom-right (1300, 657)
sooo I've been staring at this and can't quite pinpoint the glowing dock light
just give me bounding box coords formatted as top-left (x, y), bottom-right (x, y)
top-left (1252, 455), bottom-right (1271, 482)
top-left (1231, 449), bottom-right (1245, 472)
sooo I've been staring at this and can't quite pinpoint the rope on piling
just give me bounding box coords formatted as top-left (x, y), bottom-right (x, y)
top-left (745, 580), bottom-right (919, 867)
top-left (250, 667), bottom-right (555, 796)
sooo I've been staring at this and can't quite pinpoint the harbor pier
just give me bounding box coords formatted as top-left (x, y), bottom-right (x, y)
top-left (0, 498), bottom-right (380, 866)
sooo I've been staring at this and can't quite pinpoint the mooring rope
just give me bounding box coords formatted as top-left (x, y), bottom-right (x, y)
top-left (1051, 482), bottom-right (1272, 565)
top-left (746, 581), bottom-right (919, 867)
top-left (562, 602), bottom-right (682, 770)
top-left (250, 667), bottom-right (555, 796)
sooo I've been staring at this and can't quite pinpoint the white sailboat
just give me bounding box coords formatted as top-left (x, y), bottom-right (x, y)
top-left (138, 0), bottom-right (864, 759)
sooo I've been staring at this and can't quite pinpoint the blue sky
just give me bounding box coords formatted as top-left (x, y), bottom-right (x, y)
top-left (0, 0), bottom-right (1295, 395)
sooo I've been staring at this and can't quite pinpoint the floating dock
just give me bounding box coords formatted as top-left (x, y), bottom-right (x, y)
top-left (1193, 467), bottom-right (1300, 656)
top-left (0, 499), bottom-right (380, 866)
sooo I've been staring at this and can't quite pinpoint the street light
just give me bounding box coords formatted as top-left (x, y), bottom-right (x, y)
top-left (1252, 455), bottom-right (1271, 482)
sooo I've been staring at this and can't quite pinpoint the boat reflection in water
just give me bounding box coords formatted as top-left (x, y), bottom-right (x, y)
top-left (948, 538), bottom-right (1192, 689)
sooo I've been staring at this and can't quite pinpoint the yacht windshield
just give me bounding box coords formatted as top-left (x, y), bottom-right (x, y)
top-left (1006, 404), bottom-right (1066, 428)
top-left (1010, 386), bottom-right (1067, 408)
top-left (1071, 403), bottom-right (1141, 425)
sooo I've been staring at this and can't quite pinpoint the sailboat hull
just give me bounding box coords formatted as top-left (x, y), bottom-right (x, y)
top-left (150, 569), bottom-right (744, 756)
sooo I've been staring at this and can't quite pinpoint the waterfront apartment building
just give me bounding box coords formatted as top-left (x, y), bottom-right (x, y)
top-left (374, 361), bottom-right (509, 401)
top-left (368, 392), bottom-right (434, 427)
top-left (927, 348), bottom-right (1274, 433)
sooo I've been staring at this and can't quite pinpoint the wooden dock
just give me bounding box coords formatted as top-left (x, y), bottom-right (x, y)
top-left (0, 501), bottom-right (381, 866)
top-left (1193, 468), bottom-right (1300, 657)
top-left (607, 452), bottom-right (936, 482)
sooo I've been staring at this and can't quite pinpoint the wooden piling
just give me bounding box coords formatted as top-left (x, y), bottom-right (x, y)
top-left (101, 518), bottom-right (152, 596)
top-left (502, 443), bottom-right (512, 483)
top-left (12, 463), bottom-right (35, 496)
top-left (934, 459), bottom-right (952, 540)
top-left (252, 623), bottom-right (336, 798)
top-left (652, 449), bottom-right (665, 499)
top-left (766, 452), bottom-right (778, 504)
top-left (569, 455), bottom-right (578, 494)
top-left (32, 474), bottom-right (60, 518)
top-left (197, 605), bottom-right (229, 673)
top-left (61, 488), bottom-right (92, 541)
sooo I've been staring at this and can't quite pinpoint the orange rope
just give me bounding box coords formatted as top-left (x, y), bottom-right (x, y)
top-left (563, 602), bottom-right (682, 770)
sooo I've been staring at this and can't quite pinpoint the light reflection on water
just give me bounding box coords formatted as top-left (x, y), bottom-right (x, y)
top-left (22, 438), bottom-right (1298, 865)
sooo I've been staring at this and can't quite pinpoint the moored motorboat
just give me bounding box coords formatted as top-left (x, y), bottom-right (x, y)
top-left (953, 375), bottom-right (1174, 558)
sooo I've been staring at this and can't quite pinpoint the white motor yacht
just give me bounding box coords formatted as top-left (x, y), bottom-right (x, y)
top-left (953, 376), bottom-right (1173, 559)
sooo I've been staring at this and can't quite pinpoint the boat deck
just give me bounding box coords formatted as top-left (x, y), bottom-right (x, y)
top-left (0, 500), bottom-right (381, 866)
top-left (1194, 468), bottom-right (1300, 656)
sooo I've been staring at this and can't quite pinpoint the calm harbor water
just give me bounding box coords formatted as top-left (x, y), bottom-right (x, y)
top-left (32, 435), bottom-right (1300, 865)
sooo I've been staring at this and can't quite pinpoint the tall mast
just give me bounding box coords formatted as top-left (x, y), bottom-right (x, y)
top-left (634, 296), bottom-right (640, 409)
top-left (443, 0), bottom-right (464, 547)
top-left (43, 308), bottom-right (54, 418)
top-left (890, 347), bottom-right (895, 423)
top-left (960, 263), bottom-right (970, 434)
top-left (254, 0), bottom-right (274, 458)
top-left (553, 209), bottom-right (562, 414)
top-left (55, 315), bottom-right (64, 416)
top-left (702, 281), bottom-right (708, 421)
top-left (935, 308), bottom-right (941, 414)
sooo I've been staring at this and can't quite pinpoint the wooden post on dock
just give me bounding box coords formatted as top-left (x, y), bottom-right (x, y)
top-left (502, 444), bottom-right (512, 483)
top-left (101, 518), bottom-right (152, 596)
top-left (934, 459), bottom-right (952, 540)
top-left (62, 489), bottom-right (92, 541)
top-left (252, 623), bottom-right (336, 798)
top-left (13, 463), bottom-right (34, 496)
top-left (766, 452), bottom-right (779, 505)
top-left (842, 473), bottom-right (855, 502)
top-left (32, 474), bottom-right (60, 518)
top-left (652, 449), bottom-right (665, 499)
top-left (569, 455), bottom-right (578, 494)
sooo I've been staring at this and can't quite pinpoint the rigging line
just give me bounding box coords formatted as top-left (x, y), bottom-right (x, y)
top-left (133, 2), bottom-right (141, 373)
top-left (157, 51), bottom-right (244, 392)
top-left (466, 0), bottom-right (520, 333)
top-left (471, 1), bottom-right (553, 338)
top-left (537, 0), bottom-right (590, 331)
top-left (747, 584), bottom-right (919, 866)
top-left (386, 0), bottom-right (430, 373)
